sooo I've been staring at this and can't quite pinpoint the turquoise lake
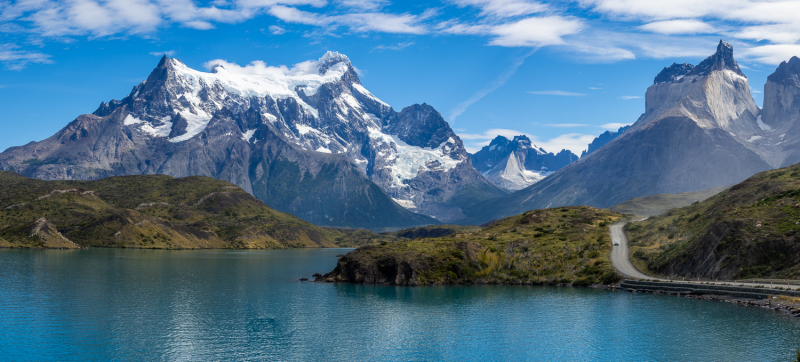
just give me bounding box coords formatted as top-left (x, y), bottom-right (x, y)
top-left (1, 248), bottom-right (800, 361)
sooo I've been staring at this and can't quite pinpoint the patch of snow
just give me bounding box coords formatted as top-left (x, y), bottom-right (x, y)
top-left (729, 132), bottom-right (737, 137)
top-left (489, 145), bottom-right (497, 151)
top-left (262, 113), bottom-right (278, 123)
top-left (724, 69), bottom-right (748, 83)
top-left (352, 83), bottom-right (389, 107)
top-left (780, 133), bottom-right (786, 138)
top-left (368, 127), bottom-right (463, 187)
top-left (392, 198), bottom-right (416, 209)
top-left (140, 121), bottom-right (173, 138)
top-left (123, 114), bottom-right (143, 125)
top-left (296, 124), bottom-right (316, 135)
top-left (746, 135), bottom-right (763, 142)
top-left (338, 93), bottom-right (362, 115)
top-left (316, 146), bottom-right (332, 153)
top-left (242, 129), bottom-right (256, 143)
top-left (485, 153), bottom-right (550, 191)
top-left (169, 111), bottom-right (213, 142)
top-left (756, 115), bottom-right (772, 131)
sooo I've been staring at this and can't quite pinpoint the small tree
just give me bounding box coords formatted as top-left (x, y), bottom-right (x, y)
top-left (795, 348), bottom-right (800, 362)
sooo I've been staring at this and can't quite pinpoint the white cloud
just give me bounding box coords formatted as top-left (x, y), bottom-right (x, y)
top-left (450, 0), bottom-right (548, 19)
top-left (617, 95), bottom-right (641, 99)
top-left (268, 25), bottom-right (286, 34)
top-left (149, 50), bottom-right (176, 57)
top-left (458, 128), bottom-right (597, 155)
top-left (589, 87), bottom-right (602, 90)
top-left (488, 16), bottom-right (585, 47)
top-left (0, 44), bottom-right (53, 70)
top-left (739, 44), bottom-right (800, 65)
top-left (338, 0), bottom-right (388, 10)
top-left (529, 90), bottom-right (587, 96)
top-left (600, 122), bottom-right (631, 130)
top-left (639, 19), bottom-right (715, 35)
top-left (373, 42), bottom-right (415, 51)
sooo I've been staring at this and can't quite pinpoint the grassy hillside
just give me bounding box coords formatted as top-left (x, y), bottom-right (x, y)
top-left (318, 206), bottom-right (623, 286)
top-left (626, 163), bottom-right (800, 279)
top-left (609, 186), bottom-right (728, 217)
top-left (0, 172), bottom-right (385, 249)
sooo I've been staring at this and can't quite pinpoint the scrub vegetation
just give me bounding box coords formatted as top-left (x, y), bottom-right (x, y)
top-left (0, 171), bottom-right (385, 249)
top-left (319, 206), bottom-right (623, 286)
top-left (626, 163), bottom-right (800, 280)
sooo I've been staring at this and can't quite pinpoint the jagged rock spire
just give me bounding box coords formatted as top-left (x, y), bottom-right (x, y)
top-left (688, 40), bottom-right (745, 78)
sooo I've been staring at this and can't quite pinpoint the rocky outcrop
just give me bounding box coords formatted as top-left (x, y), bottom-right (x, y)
top-left (29, 217), bottom-right (81, 249)
top-left (316, 241), bottom-right (481, 285)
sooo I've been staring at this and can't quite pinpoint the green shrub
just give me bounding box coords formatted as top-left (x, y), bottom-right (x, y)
top-left (600, 271), bottom-right (622, 285)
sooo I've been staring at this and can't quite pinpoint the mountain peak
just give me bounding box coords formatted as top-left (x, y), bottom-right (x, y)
top-left (654, 63), bottom-right (694, 84)
top-left (314, 51), bottom-right (352, 77)
top-left (687, 39), bottom-right (745, 78)
top-left (767, 56), bottom-right (800, 87)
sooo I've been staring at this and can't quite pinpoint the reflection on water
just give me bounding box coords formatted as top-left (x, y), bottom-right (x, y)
top-left (1, 248), bottom-right (799, 361)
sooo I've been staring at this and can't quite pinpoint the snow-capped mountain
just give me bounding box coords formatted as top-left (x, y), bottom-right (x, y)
top-left (463, 40), bottom-right (798, 224)
top-left (470, 135), bottom-right (577, 190)
top-left (0, 52), bottom-right (503, 226)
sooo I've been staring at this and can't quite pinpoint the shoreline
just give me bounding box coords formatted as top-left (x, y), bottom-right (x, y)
top-left (615, 285), bottom-right (800, 318)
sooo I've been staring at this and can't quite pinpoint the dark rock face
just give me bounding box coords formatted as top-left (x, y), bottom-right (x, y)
top-left (654, 63), bottom-right (694, 84)
top-left (687, 40), bottom-right (746, 78)
top-left (0, 52), bottom-right (502, 226)
top-left (581, 126), bottom-right (629, 157)
top-left (767, 56), bottom-right (800, 87)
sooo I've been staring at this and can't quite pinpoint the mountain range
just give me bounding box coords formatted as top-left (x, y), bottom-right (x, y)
top-left (3, 41), bottom-right (798, 229)
top-left (462, 40), bottom-right (800, 224)
top-left (470, 136), bottom-right (578, 191)
top-left (0, 53), bottom-right (507, 229)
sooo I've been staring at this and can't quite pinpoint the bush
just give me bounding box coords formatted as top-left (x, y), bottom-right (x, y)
top-left (588, 251), bottom-right (600, 258)
top-left (572, 278), bottom-right (594, 287)
top-left (600, 271), bottom-right (622, 285)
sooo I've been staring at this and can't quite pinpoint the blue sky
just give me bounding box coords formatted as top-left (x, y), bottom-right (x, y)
top-left (1, 0), bottom-right (799, 154)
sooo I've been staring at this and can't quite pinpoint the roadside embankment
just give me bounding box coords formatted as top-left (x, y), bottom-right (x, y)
top-left (620, 279), bottom-right (800, 299)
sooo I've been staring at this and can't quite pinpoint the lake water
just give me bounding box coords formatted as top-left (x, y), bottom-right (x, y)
top-left (1, 248), bottom-right (799, 361)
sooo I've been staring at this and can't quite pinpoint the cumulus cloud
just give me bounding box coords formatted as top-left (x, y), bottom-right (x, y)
top-left (459, 128), bottom-right (597, 155)
top-left (529, 90), bottom-right (587, 96)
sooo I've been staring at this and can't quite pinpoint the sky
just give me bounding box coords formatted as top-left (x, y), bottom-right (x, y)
top-left (2, 0), bottom-right (800, 155)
